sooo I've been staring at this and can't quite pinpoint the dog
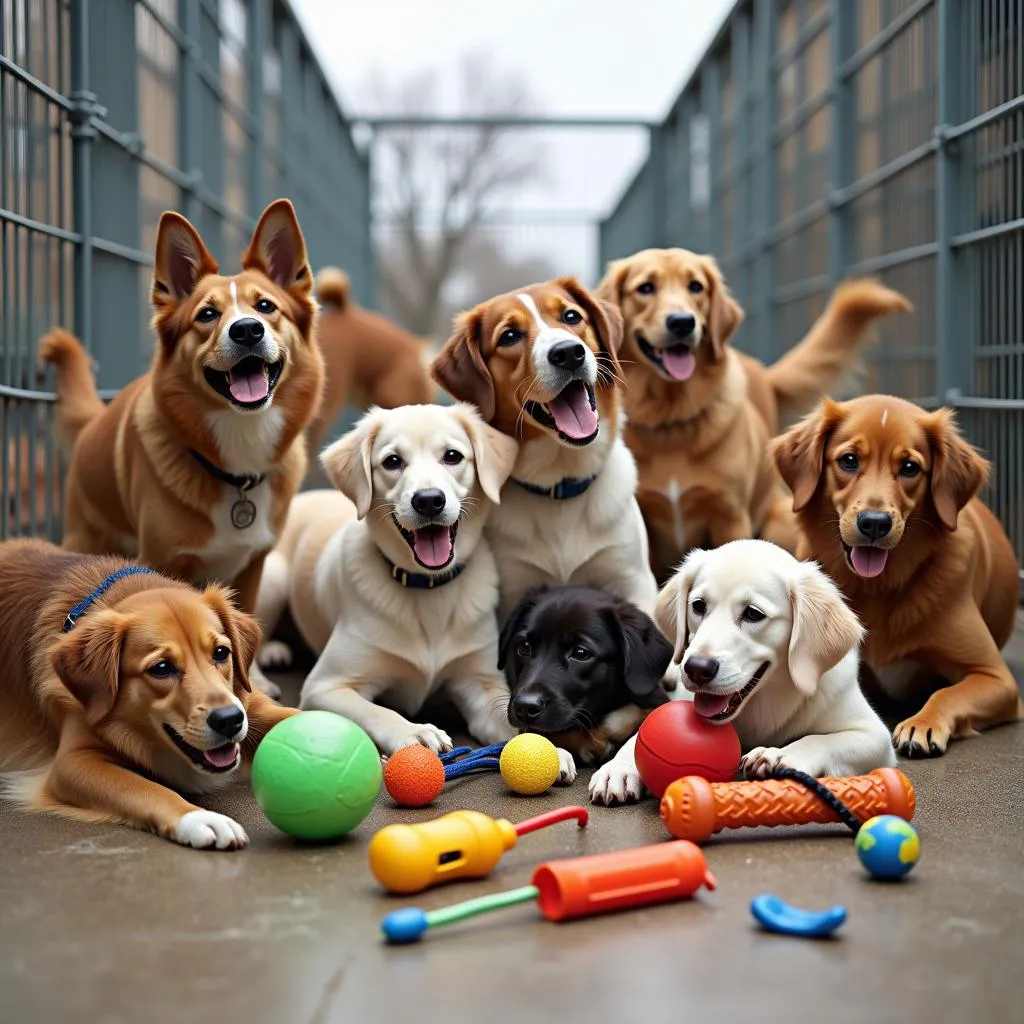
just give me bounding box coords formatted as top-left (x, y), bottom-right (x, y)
top-left (430, 277), bottom-right (660, 623)
top-left (0, 538), bottom-right (294, 848)
top-left (588, 539), bottom-right (896, 804)
top-left (305, 267), bottom-right (435, 460)
top-left (499, 585), bottom-right (673, 768)
top-left (771, 394), bottom-right (1023, 757)
top-left (254, 403), bottom-right (533, 759)
top-left (596, 249), bottom-right (911, 583)
top-left (38, 199), bottom-right (324, 632)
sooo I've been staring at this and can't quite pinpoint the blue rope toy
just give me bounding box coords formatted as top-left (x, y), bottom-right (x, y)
top-left (440, 743), bottom-right (507, 781)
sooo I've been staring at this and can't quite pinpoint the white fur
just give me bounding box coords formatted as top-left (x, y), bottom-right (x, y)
top-left (173, 809), bottom-right (248, 850)
top-left (589, 539), bottom-right (895, 805)
top-left (518, 293), bottom-right (598, 395)
top-left (206, 404), bottom-right (285, 474)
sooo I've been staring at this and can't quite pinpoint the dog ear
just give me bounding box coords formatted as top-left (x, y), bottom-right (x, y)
top-left (51, 610), bottom-right (133, 727)
top-left (497, 586), bottom-right (547, 672)
top-left (701, 255), bottom-right (744, 360)
top-left (203, 585), bottom-right (262, 694)
top-left (450, 403), bottom-right (519, 504)
top-left (789, 563), bottom-right (864, 696)
top-left (921, 408), bottom-right (989, 530)
top-left (654, 547), bottom-right (707, 665)
top-left (610, 603), bottom-right (673, 708)
top-left (320, 410), bottom-right (381, 519)
top-left (152, 212), bottom-right (219, 307)
top-left (431, 310), bottom-right (496, 422)
top-left (771, 398), bottom-right (845, 512)
top-left (557, 276), bottom-right (625, 375)
top-left (595, 258), bottom-right (631, 308)
top-left (243, 199), bottom-right (312, 295)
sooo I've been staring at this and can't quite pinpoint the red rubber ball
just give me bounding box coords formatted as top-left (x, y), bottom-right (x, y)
top-left (383, 745), bottom-right (446, 807)
top-left (635, 701), bottom-right (741, 797)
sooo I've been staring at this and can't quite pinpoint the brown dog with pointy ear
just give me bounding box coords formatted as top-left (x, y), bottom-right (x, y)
top-left (771, 393), bottom-right (1022, 758)
top-left (0, 538), bottom-right (296, 848)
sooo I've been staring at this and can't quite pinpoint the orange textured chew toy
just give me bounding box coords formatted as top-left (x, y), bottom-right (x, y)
top-left (660, 767), bottom-right (916, 843)
top-left (384, 746), bottom-right (446, 808)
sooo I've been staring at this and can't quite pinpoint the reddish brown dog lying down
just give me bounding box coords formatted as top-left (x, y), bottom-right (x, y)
top-left (0, 539), bottom-right (295, 848)
top-left (772, 395), bottom-right (1022, 757)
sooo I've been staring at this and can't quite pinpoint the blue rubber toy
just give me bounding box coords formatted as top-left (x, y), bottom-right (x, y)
top-left (750, 894), bottom-right (847, 938)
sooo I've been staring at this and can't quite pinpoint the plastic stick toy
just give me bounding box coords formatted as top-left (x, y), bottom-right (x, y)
top-left (381, 840), bottom-right (716, 943)
top-left (369, 806), bottom-right (589, 894)
top-left (660, 767), bottom-right (915, 843)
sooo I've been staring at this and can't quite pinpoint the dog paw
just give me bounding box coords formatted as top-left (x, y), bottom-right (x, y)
top-left (257, 640), bottom-right (293, 669)
top-left (893, 716), bottom-right (950, 758)
top-left (589, 763), bottom-right (644, 805)
top-left (740, 746), bottom-right (790, 779)
top-left (248, 664), bottom-right (282, 701)
top-left (379, 723), bottom-right (453, 757)
top-left (173, 810), bottom-right (248, 850)
top-left (555, 748), bottom-right (577, 786)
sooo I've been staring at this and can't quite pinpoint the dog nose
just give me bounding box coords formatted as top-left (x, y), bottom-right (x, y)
top-left (856, 511), bottom-right (893, 541)
top-left (411, 488), bottom-right (447, 516)
top-left (512, 694), bottom-right (545, 721)
top-left (227, 317), bottom-right (265, 348)
top-left (548, 340), bottom-right (586, 370)
top-left (683, 655), bottom-right (719, 685)
top-left (666, 312), bottom-right (696, 340)
top-left (207, 706), bottom-right (245, 739)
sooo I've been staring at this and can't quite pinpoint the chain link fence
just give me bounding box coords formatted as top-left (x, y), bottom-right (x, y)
top-left (600, 0), bottom-right (1024, 571)
top-left (1, 0), bottom-right (372, 539)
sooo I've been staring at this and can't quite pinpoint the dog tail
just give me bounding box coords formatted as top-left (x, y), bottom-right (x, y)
top-left (315, 267), bottom-right (351, 311)
top-left (38, 328), bottom-right (106, 453)
top-left (766, 279), bottom-right (912, 423)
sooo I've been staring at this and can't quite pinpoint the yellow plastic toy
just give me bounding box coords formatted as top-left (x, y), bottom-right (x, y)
top-left (499, 734), bottom-right (561, 795)
top-left (368, 806), bottom-right (588, 895)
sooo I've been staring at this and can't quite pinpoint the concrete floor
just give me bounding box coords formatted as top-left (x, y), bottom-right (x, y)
top-left (3, 635), bottom-right (1024, 1023)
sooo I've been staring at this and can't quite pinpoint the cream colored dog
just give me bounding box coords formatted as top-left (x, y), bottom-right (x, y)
top-left (253, 403), bottom-right (522, 756)
top-left (589, 539), bottom-right (895, 804)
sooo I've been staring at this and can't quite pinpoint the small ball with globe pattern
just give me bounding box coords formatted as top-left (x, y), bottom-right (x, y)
top-left (855, 814), bottom-right (920, 880)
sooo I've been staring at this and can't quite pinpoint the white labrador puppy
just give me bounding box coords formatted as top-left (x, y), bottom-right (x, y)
top-left (254, 403), bottom-right (522, 756)
top-left (589, 539), bottom-right (895, 804)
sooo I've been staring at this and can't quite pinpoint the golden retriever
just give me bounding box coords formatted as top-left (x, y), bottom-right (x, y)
top-left (596, 249), bottom-right (911, 583)
top-left (772, 394), bottom-right (1023, 757)
top-left (38, 200), bottom-right (324, 626)
top-left (0, 539), bottom-right (293, 847)
top-left (589, 539), bottom-right (895, 804)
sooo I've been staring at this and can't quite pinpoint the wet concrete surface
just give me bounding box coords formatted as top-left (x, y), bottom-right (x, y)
top-left (3, 630), bottom-right (1023, 1023)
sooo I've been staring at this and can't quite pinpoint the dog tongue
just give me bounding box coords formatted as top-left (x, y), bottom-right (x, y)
top-left (662, 346), bottom-right (696, 381)
top-left (203, 743), bottom-right (239, 769)
top-left (693, 692), bottom-right (732, 719)
top-left (850, 546), bottom-right (888, 578)
top-left (413, 525), bottom-right (453, 568)
top-left (548, 381), bottom-right (598, 440)
top-left (228, 363), bottom-right (269, 403)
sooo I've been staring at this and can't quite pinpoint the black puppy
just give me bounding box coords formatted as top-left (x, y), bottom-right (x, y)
top-left (498, 586), bottom-right (673, 764)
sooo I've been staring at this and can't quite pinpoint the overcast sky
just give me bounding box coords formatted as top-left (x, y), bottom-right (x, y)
top-left (288, 0), bottom-right (734, 282)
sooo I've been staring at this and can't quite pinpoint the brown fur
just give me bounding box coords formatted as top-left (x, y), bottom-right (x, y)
top-left (0, 539), bottom-right (294, 841)
top-left (597, 248), bottom-right (912, 583)
top-left (38, 200), bottom-right (325, 613)
top-left (771, 394), bottom-right (1023, 756)
top-left (305, 267), bottom-right (436, 458)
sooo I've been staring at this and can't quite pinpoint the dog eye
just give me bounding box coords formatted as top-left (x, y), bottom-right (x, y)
top-left (255, 298), bottom-right (276, 315)
top-left (382, 453), bottom-right (404, 471)
top-left (636, 281), bottom-right (656, 295)
top-left (442, 449), bottom-right (464, 466)
top-left (516, 639), bottom-right (532, 658)
top-left (212, 645), bottom-right (231, 664)
top-left (561, 309), bottom-right (582, 325)
top-left (148, 660), bottom-right (177, 679)
top-left (837, 452), bottom-right (859, 473)
top-left (570, 646), bottom-right (592, 662)
top-left (498, 328), bottom-right (523, 347)
top-left (741, 606), bottom-right (766, 624)
top-left (899, 460), bottom-right (921, 479)
top-left (688, 280), bottom-right (704, 294)
top-left (196, 306), bottom-right (219, 323)
top-left (691, 598), bottom-right (707, 617)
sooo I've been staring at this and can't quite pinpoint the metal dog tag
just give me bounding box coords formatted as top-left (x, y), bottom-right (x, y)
top-left (231, 483), bottom-right (257, 529)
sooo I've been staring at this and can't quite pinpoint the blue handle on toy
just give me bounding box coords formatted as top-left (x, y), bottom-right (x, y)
top-left (750, 894), bottom-right (847, 938)
top-left (381, 907), bottom-right (430, 944)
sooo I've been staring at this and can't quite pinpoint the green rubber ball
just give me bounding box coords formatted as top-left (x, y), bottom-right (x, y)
top-left (252, 711), bottom-right (382, 840)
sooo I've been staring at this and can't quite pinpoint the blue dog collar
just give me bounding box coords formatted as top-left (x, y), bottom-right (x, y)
top-left (510, 475), bottom-right (595, 500)
top-left (63, 565), bottom-right (158, 632)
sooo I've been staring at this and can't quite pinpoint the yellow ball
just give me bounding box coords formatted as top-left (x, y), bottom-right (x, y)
top-left (499, 734), bottom-right (561, 795)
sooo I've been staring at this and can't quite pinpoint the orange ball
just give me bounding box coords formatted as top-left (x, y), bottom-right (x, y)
top-left (383, 745), bottom-right (446, 807)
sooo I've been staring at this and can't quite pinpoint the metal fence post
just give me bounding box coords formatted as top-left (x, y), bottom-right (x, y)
top-left (649, 125), bottom-right (667, 250)
top-left (178, 0), bottom-right (202, 222)
top-left (827, 0), bottom-right (854, 284)
top-left (69, 0), bottom-right (95, 350)
top-left (753, 0), bottom-right (779, 360)
top-left (702, 56), bottom-right (721, 255)
top-left (248, 0), bottom-right (267, 214)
